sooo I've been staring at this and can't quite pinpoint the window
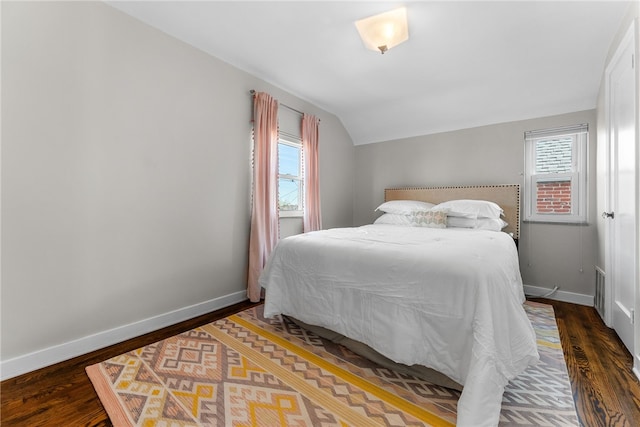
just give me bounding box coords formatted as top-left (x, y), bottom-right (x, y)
top-left (278, 137), bottom-right (303, 217)
top-left (524, 124), bottom-right (588, 223)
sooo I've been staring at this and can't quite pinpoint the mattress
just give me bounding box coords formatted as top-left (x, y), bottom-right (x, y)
top-left (286, 315), bottom-right (463, 391)
top-left (260, 224), bottom-right (539, 426)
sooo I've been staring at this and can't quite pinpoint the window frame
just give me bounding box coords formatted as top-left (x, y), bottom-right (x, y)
top-left (524, 125), bottom-right (588, 224)
top-left (277, 136), bottom-right (304, 218)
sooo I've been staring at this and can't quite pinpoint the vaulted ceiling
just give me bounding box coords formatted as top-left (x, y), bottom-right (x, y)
top-left (106, 1), bottom-right (631, 145)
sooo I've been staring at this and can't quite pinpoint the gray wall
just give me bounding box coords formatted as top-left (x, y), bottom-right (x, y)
top-left (354, 110), bottom-right (598, 297)
top-left (2, 0), bottom-right (618, 371)
top-left (1, 2), bottom-right (354, 362)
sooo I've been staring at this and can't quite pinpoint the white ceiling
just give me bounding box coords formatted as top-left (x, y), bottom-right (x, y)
top-left (106, 1), bottom-right (630, 145)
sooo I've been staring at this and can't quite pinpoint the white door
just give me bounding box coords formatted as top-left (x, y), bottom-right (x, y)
top-left (606, 25), bottom-right (636, 356)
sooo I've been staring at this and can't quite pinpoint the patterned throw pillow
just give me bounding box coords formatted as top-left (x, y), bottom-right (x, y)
top-left (409, 210), bottom-right (448, 228)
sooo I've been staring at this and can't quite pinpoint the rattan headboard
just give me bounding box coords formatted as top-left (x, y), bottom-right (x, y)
top-left (384, 184), bottom-right (520, 239)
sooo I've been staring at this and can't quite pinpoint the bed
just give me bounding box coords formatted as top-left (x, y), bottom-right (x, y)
top-left (260, 185), bottom-right (539, 426)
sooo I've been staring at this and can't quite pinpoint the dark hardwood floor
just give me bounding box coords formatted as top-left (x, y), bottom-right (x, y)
top-left (535, 298), bottom-right (640, 427)
top-left (1, 298), bottom-right (639, 426)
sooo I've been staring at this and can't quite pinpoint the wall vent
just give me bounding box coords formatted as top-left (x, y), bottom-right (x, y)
top-left (595, 266), bottom-right (606, 319)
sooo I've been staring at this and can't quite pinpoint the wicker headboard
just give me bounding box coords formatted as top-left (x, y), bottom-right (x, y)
top-left (384, 184), bottom-right (520, 239)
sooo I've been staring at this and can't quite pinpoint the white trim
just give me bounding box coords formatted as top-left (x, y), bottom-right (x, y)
top-left (279, 209), bottom-right (303, 218)
top-left (0, 290), bottom-right (248, 381)
top-left (635, 16), bottom-right (640, 386)
top-left (524, 284), bottom-right (594, 306)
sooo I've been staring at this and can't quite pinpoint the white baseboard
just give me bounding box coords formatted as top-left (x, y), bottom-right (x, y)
top-left (524, 284), bottom-right (594, 307)
top-left (0, 290), bottom-right (248, 381)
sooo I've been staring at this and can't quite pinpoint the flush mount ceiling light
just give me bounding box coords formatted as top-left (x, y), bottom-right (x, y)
top-left (355, 7), bottom-right (408, 54)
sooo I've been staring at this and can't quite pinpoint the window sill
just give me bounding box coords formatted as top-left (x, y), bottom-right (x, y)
top-left (279, 211), bottom-right (303, 218)
top-left (523, 220), bottom-right (590, 226)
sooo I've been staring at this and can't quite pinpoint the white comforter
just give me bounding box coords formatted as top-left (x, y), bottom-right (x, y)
top-left (261, 224), bottom-right (539, 426)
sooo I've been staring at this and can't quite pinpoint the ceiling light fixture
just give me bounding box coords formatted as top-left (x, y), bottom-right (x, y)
top-left (355, 7), bottom-right (408, 54)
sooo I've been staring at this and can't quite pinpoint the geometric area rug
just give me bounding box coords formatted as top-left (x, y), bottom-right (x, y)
top-left (86, 301), bottom-right (579, 426)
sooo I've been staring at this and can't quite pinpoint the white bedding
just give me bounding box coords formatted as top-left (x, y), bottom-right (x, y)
top-left (260, 224), bottom-right (539, 426)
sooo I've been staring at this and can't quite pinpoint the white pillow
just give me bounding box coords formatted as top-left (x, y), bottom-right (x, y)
top-left (375, 200), bottom-right (436, 215)
top-left (475, 218), bottom-right (509, 231)
top-left (374, 213), bottom-right (412, 226)
top-left (433, 199), bottom-right (503, 219)
top-left (447, 217), bottom-right (509, 231)
top-left (447, 216), bottom-right (477, 228)
top-left (441, 210), bottom-right (478, 219)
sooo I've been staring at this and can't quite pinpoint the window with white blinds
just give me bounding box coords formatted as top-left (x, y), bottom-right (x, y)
top-left (524, 124), bottom-right (588, 223)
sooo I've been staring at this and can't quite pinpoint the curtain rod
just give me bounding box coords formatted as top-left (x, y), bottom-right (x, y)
top-left (249, 89), bottom-right (306, 117)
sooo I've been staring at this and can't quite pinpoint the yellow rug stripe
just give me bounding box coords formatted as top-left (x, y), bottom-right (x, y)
top-left (230, 314), bottom-right (455, 427)
top-left (537, 339), bottom-right (563, 350)
top-left (201, 323), bottom-right (377, 427)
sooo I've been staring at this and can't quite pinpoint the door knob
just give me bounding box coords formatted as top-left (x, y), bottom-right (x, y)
top-left (602, 211), bottom-right (615, 219)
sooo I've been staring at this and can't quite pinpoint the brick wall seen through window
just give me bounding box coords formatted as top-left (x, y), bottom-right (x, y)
top-left (536, 181), bottom-right (572, 213)
top-left (534, 137), bottom-right (573, 214)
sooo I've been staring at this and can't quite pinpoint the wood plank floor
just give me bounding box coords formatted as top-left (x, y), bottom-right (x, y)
top-left (537, 298), bottom-right (640, 427)
top-left (1, 298), bottom-right (639, 426)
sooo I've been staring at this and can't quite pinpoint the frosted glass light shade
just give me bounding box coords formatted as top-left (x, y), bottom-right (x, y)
top-left (355, 7), bottom-right (408, 54)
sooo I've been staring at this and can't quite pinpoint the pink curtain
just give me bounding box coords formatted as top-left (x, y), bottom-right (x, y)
top-left (302, 114), bottom-right (322, 232)
top-left (247, 92), bottom-right (279, 302)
